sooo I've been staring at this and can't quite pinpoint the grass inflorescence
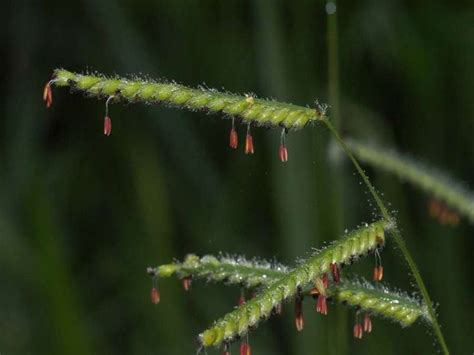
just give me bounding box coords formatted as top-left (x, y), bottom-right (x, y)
top-left (198, 220), bottom-right (388, 348)
top-left (51, 69), bottom-right (327, 130)
top-left (347, 139), bottom-right (474, 223)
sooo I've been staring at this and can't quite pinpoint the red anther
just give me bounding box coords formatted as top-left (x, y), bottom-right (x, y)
top-left (295, 297), bottom-right (304, 332)
top-left (279, 144), bottom-right (288, 162)
top-left (377, 266), bottom-right (384, 281)
top-left (240, 342), bottom-right (251, 355)
top-left (229, 127), bottom-right (238, 149)
top-left (363, 313), bottom-right (372, 333)
top-left (373, 265), bottom-right (383, 281)
top-left (353, 323), bottom-right (363, 339)
top-left (245, 133), bottom-right (254, 154)
top-left (151, 287), bottom-right (160, 304)
top-left (330, 263), bottom-right (340, 283)
top-left (316, 295), bottom-right (328, 315)
top-left (373, 266), bottom-right (379, 282)
top-left (43, 82), bottom-right (53, 108)
top-left (104, 116), bottom-right (112, 136)
top-left (182, 276), bottom-right (192, 291)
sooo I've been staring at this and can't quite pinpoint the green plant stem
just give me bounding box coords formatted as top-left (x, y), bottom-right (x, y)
top-left (326, 3), bottom-right (347, 353)
top-left (324, 118), bottom-right (450, 355)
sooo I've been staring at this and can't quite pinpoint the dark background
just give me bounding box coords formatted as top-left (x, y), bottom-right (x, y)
top-left (1, 1), bottom-right (473, 354)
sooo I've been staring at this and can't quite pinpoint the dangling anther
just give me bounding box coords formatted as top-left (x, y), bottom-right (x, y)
top-left (245, 123), bottom-right (254, 154)
top-left (279, 128), bottom-right (288, 162)
top-left (240, 335), bottom-right (251, 355)
top-left (330, 263), bottom-right (340, 283)
top-left (295, 290), bottom-right (304, 331)
top-left (238, 287), bottom-right (246, 306)
top-left (151, 276), bottom-right (160, 304)
top-left (315, 276), bottom-right (328, 315)
top-left (353, 312), bottom-right (364, 339)
top-left (43, 80), bottom-right (55, 108)
top-left (182, 276), bottom-right (192, 291)
top-left (373, 249), bottom-right (383, 282)
top-left (363, 313), bottom-right (372, 333)
top-left (104, 96), bottom-right (114, 136)
top-left (229, 117), bottom-right (238, 149)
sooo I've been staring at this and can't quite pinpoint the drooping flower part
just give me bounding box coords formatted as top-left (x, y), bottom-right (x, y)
top-left (229, 118), bottom-right (238, 149)
top-left (373, 249), bottom-right (384, 282)
top-left (240, 342), bottom-right (251, 355)
top-left (330, 263), bottom-right (340, 283)
top-left (295, 294), bottom-right (304, 332)
top-left (151, 287), bottom-right (160, 304)
top-left (182, 276), bottom-right (192, 291)
top-left (316, 294), bottom-right (328, 315)
top-left (315, 276), bottom-right (328, 315)
top-left (245, 124), bottom-right (254, 154)
top-left (363, 313), bottom-right (372, 333)
top-left (104, 116), bottom-right (112, 136)
top-left (43, 81), bottom-right (53, 108)
top-left (279, 128), bottom-right (289, 162)
top-left (353, 311), bottom-right (364, 339)
top-left (353, 322), bottom-right (363, 339)
top-left (238, 288), bottom-right (246, 306)
top-left (150, 276), bottom-right (160, 304)
top-left (103, 96), bottom-right (114, 136)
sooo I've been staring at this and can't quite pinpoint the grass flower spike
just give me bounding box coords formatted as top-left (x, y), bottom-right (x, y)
top-left (50, 69), bottom-right (326, 130)
top-left (198, 220), bottom-right (388, 348)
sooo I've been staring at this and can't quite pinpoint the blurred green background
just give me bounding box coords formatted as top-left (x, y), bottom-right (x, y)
top-left (1, 0), bottom-right (473, 354)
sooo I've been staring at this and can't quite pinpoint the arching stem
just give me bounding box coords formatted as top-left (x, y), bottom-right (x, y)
top-left (323, 118), bottom-right (449, 355)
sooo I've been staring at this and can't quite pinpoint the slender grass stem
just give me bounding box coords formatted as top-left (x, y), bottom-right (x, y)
top-left (324, 118), bottom-right (450, 355)
top-left (326, 2), bottom-right (347, 353)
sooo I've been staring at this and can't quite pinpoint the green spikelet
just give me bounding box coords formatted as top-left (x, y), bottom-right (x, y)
top-left (51, 69), bottom-right (327, 130)
top-left (347, 139), bottom-right (474, 223)
top-left (149, 254), bottom-right (430, 331)
top-left (330, 280), bottom-right (429, 327)
top-left (148, 254), bottom-right (287, 288)
top-left (198, 220), bottom-right (389, 348)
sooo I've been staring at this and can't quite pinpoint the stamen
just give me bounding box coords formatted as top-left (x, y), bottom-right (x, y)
top-left (240, 340), bottom-right (251, 355)
top-left (229, 118), bottom-right (238, 149)
top-left (353, 312), bottom-right (364, 339)
top-left (295, 291), bottom-right (304, 331)
top-left (183, 276), bottom-right (192, 291)
top-left (104, 96), bottom-right (114, 136)
top-left (373, 249), bottom-right (383, 282)
top-left (43, 80), bottom-right (54, 108)
top-left (363, 313), bottom-right (372, 333)
top-left (151, 277), bottom-right (160, 304)
top-left (315, 276), bottom-right (328, 315)
top-left (279, 128), bottom-right (288, 162)
top-left (245, 124), bottom-right (254, 154)
top-left (331, 263), bottom-right (340, 283)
